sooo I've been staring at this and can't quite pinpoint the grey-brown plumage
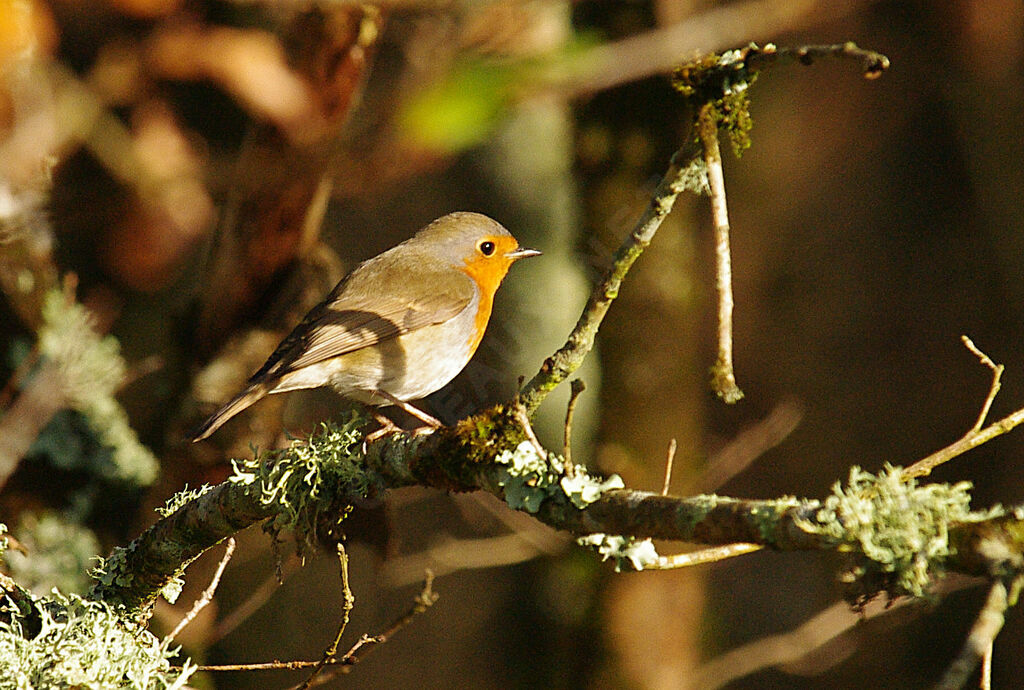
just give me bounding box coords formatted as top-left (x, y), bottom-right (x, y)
top-left (191, 212), bottom-right (539, 441)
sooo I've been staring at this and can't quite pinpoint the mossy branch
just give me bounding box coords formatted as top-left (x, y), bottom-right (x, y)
top-left (91, 406), bottom-right (1024, 614)
top-left (517, 142), bottom-right (706, 414)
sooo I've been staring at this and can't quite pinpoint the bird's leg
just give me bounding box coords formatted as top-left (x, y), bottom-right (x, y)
top-left (364, 409), bottom-right (403, 445)
top-left (375, 390), bottom-right (442, 429)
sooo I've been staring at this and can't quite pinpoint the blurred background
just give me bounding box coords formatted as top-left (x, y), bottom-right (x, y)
top-left (1, 0), bottom-right (1022, 688)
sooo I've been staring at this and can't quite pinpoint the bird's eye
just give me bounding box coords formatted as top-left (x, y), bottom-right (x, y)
top-left (478, 240), bottom-right (496, 256)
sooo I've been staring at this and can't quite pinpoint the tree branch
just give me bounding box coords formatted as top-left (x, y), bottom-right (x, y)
top-left (91, 407), bottom-right (1024, 613)
top-left (518, 142), bottom-right (704, 414)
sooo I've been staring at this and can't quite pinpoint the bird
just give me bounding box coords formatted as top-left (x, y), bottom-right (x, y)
top-left (191, 211), bottom-right (540, 442)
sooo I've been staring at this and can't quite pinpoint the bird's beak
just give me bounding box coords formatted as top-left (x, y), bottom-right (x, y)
top-left (507, 247), bottom-right (542, 261)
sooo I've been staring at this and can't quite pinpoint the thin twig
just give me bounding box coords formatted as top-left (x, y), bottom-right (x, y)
top-left (743, 41), bottom-right (890, 79)
top-left (377, 570), bottom-right (438, 643)
top-left (648, 542), bottom-right (761, 569)
top-left (562, 379), bottom-right (585, 478)
top-left (296, 543), bottom-right (354, 690)
top-left (556, 0), bottom-right (868, 96)
top-left (961, 335), bottom-right (1003, 433)
top-left (661, 438), bottom-right (677, 496)
top-left (514, 401), bottom-right (547, 459)
top-left (195, 570), bottom-right (438, 675)
top-left (981, 639), bottom-right (993, 690)
top-left (902, 415), bottom-right (1024, 480)
top-left (166, 538), bottom-right (235, 642)
top-left (934, 579), bottom-right (1013, 690)
top-left (698, 102), bottom-right (744, 404)
top-left (519, 141), bottom-right (702, 414)
top-left (194, 659), bottom-right (337, 672)
top-left (903, 339), bottom-right (1016, 481)
top-left (315, 569), bottom-right (439, 683)
top-left (212, 552), bottom-right (299, 642)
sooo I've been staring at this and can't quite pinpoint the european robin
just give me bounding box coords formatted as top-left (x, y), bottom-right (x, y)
top-left (191, 212), bottom-right (540, 441)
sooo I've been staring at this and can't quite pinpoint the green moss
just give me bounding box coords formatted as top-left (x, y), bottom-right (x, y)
top-left (716, 89), bottom-right (755, 157)
top-left (672, 46), bottom-right (759, 158)
top-left (416, 405), bottom-right (522, 491)
top-left (0, 591), bottom-right (195, 688)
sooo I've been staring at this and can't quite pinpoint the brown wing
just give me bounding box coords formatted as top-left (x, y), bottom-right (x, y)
top-left (250, 263), bottom-right (474, 384)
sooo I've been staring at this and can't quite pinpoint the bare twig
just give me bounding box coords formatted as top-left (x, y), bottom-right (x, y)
top-left (562, 379), bottom-right (585, 478)
top-left (375, 570), bottom-right (438, 643)
top-left (212, 552), bottom-right (300, 642)
top-left (906, 427), bottom-right (1015, 482)
top-left (903, 339), bottom-right (1018, 481)
top-left (166, 538), bottom-right (235, 642)
top-left (648, 542), bottom-right (761, 570)
top-left (312, 570), bottom-right (438, 684)
top-left (981, 640), bottom-right (993, 690)
top-left (698, 103), bottom-right (744, 404)
top-left (743, 41), bottom-right (890, 79)
top-left (296, 543), bottom-right (354, 690)
top-left (661, 438), bottom-right (677, 496)
top-left (934, 578), bottom-right (1015, 690)
top-left (514, 400), bottom-right (547, 459)
top-left (961, 335), bottom-right (1003, 433)
top-left (558, 0), bottom-right (868, 96)
top-left (195, 570), bottom-right (438, 676)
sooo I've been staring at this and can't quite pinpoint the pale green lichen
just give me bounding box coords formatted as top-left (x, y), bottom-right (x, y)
top-left (159, 577), bottom-right (184, 606)
top-left (3, 512), bottom-right (100, 596)
top-left (229, 415), bottom-right (369, 546)
top-left (90, 546), bottom-right (133, 593)
top-left (560, 472), bottom-right (626, 509)
top-left (90, 545), bottom-right (184, 606)
top-left (803, 465), bottom-right (1000, 598)
top-left (494, 441), bottom-right (624, 513)
top-left (155, 484), bottom-right (214, 518)
top-left (678, 156), bottom-right (710, 196)
top-left (37, 290), bottom-right (158, 486)
top-left (0, 591), bottom-right (195, 689)
top-left (577, 534), bottom-right (660, 572)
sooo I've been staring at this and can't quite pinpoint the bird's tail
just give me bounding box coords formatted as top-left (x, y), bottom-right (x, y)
top-left (191, 384), bottom-right (268, 442)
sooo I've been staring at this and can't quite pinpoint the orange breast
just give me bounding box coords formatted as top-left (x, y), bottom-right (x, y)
top-left (458, 235), bottom-right (519, 353)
